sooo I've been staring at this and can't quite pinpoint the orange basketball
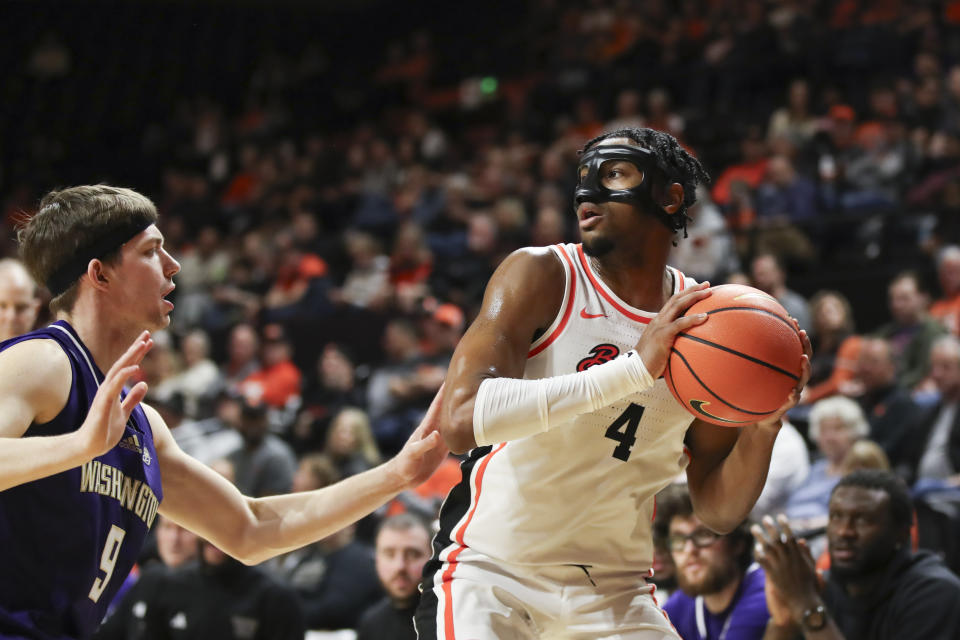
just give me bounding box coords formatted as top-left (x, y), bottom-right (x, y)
top-left (665, 284), bottom-right (803, 427)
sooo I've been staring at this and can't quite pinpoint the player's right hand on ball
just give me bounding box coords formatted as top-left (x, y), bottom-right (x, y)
top-left (633, 282), bottom-right (711, 379)
top-left (78, 332), bottom-right (152, 459)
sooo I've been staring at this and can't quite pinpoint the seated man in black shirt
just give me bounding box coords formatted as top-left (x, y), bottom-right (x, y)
top-left (754, 469), bottom-right (960, 639)
top-left (96, 540), bottom-right (304, 640)
top-left (357, 513), bottom-right (432, 640)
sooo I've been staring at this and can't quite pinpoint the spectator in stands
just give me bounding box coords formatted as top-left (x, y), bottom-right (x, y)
top-left (605, 88), bottom-right (644, 132)
top-left (97, 537), bottom-right (305, 640)
top-left (750, 253), bottom-right (812, 334)
top-left (874, 270), bottom-right (946, 391)
top-left (899, 335), bottom-right (960, 489)
top-left (357, 514), bottom-right (432, 640)
top-left (221, 322), bottom-right (260, 391)
top-left (227, 396), bottom-right (297, 497)
top-left (366, 317), bottom-right (431, 454)
top-left (649, 486), bottom-right (680, 603)
top-left (0, 258), bottom-right (41, 342)
top-left (805, 104), bottom-right (858, 209)
top-left (755, 470), bottom-right (960, 639)
top-left (154, 515), bottom-right (200, 569)
top-left (170, 390), bottom-right (243, 465)
top-left (421, 302), bottom-right (465, 363)
top-left (767, 78), bottom-right (818, 149)
top-left (152, 328), bottom-right (222, 418)
top-left (752, 154), bottom-right (819, 263)
top-left (238, 324), bottom-right (302, 412)
top-left (755, 154), bottom-right (820, 226)
top-left (325, 407), bottom-right (382, 479)
top-left (337, 230), bottom-right (392, 310)
top-left (840, 439), bottom-right (891, 475)
top-left (263, 228), bottom-right (332, 322)
top-left (669, 185), bottom-right (740, 283)
top-left (802, 290), bottom-right (862, 406)
top-left (293, 341), bottom-right (366, 453)
top-left (752, 419), bottom-right (811, 521)
top-left (848, 337), bottom-right (921, 465)
top-left (389, 221), bottom-right (433, 293)
top-left (711, 126), bottom-right (770, 216)
top-left (169, 225), bottom-right (230, 330)
top-left (659, 485), bottom-right (770, 639)
top-left (841, 120), bottom-right (907, 211)
top-left (930, 245), bottom-right (960, 335)
top-left (269, 454), bottom-right (382, 631)
top-left (784, 397), bottom-right (868, 539)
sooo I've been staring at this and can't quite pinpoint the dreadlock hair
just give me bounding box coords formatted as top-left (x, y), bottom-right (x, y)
top-left (581, 128), bottom-right (711, 239)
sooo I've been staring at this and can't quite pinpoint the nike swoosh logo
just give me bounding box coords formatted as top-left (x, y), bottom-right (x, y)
top-left (580, 308), bottom-right (607, 319)
top-left (689, 400), bottom-right (746, 424)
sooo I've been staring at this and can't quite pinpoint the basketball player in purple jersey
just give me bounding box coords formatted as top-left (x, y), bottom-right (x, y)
top-left (0, 185), bottom-right (447, 640)
top-left (416, 129), bottom-right (812, 638)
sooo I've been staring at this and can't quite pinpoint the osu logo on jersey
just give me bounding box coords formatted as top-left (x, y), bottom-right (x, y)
top-left (577, 343), bottom-right (620, 371)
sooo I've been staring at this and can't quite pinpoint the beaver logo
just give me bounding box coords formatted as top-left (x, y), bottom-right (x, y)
top-left (577, 344), bottom-right (620, 371)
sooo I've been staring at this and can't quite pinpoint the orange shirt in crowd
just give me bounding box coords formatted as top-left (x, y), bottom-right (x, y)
top-left (804, 335), bottom-right (864, 405)
top-left (930, 294), bottom-right (960, 336)
top-left (240, 361), bottom-right (302, 408)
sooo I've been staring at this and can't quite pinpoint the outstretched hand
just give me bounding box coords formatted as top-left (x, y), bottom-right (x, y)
top-left (634, 281), bottom-right (712, 379)
top-left (78, 331), bottom-right (152, 459)
top-left (390, 384), bottom-right (449, 490)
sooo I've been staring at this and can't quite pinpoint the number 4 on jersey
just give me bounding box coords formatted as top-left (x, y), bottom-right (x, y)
top-left (604, 404), bottom-right (646, 461)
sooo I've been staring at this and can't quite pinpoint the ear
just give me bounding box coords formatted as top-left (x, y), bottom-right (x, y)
top-left (85, 259), bottom-right (110, 291)
top-left (662, 182), bottom-right (685, 215)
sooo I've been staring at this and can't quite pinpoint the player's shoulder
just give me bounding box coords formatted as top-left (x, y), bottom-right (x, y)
top-left (0, 337), bottom-right (72, 426)
top-left (494, 245), bottom-right (566, 284)
top-left (0, 337), bottom-right (71, 392)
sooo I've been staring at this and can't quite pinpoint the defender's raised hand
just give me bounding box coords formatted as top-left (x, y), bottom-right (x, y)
top-left (78, 331), bottom-right (152, 459)
top-left (389, 384), bottom-right (449, 489)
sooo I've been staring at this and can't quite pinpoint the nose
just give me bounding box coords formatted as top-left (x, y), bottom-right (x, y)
top-left (163, 250), bottom-right (181, 277)
top-left (833, 516), bottom-right (857, 538)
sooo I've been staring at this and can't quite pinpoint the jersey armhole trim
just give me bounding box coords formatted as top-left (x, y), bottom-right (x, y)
top-left (528, 245), bottom-right (576, 358)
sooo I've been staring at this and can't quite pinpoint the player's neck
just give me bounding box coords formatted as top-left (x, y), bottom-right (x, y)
top-left (59, 300), bottom-right (143, 374)
top-left (589, 247), bottom-right (672, 312)
top-left (702, 573), bottom-right (742, 614)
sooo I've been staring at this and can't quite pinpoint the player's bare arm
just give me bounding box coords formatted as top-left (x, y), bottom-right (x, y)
top-left (685, 328), bottom-right (812, 533)
top-left (0, 332), bottom-right (150, 491)
top-left (152, 387), bottom-right (447, 565)
top-left (442, 247), bottom-right (566, 454)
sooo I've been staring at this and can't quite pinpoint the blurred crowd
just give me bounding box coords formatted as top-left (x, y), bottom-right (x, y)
top-left (5, 0), bottom-right (960, 637)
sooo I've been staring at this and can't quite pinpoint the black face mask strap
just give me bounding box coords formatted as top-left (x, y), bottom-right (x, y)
top-left (46, 217), bottom-right (153, 297)
top-left (574, 145), bottom-right (688, 238)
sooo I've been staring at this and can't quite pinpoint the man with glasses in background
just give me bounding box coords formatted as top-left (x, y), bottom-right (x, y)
top-left (655, 484), bottom-right (770, 639)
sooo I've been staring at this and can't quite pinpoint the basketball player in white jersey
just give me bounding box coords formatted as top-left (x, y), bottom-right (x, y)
top-left (415, 129), bottom-right (812, 639)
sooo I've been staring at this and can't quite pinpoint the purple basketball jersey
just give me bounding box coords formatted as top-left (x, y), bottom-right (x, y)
top-left (0, 321), bottom-right (162, 639)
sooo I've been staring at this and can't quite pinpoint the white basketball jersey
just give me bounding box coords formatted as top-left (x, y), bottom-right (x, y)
top-left (434, 243), bottom-right (699, 573)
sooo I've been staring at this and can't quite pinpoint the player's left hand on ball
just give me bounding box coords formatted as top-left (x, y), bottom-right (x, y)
top-left (391, 384), bottom-right (449, 489)
top-left (757, 325), bottom-right (811, 429)
top-left (634, 281), bottom-right (712, 379)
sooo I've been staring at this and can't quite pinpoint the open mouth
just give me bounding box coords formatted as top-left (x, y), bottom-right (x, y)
top-left (578, 204), bottom-right (602, 221)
